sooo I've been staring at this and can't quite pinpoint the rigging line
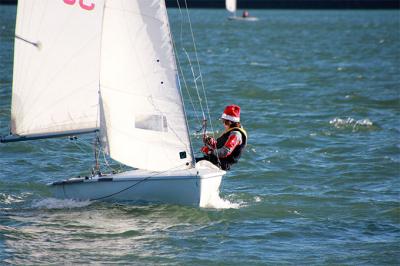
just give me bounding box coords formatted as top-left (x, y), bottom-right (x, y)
top-left (99, 145), bottom-right (127, 173)
top-left (74, 137), bottom-right (106, 171)
top-left (178, 2), bottom-right (221, 166)
top-left (176, 0), bottom-right (185, 48)
top-left (101, 147), bottom-right (119, 173)
top-left (96, 139), bottom-right (126, 174)
top-left (181, 0), bottom-right (216, 139)
top-left (180, 3), bottom-right (210, 105)
top-left (89, 163), bottom-right (192, 201)
top-left (171, 32), bottom-right (202, 126)
top-left (93, 133), bottom-right (102, 173)
top-left (75, 137), bottom-right (118, 173)
top-left (169, 4), bottom-right (197, 164)
top-left (163, 2), bottom-right (195, 164)
top-left (175, 0), bottom-right (205, 122)
top-left (183, 47), bottom-right (206, 120)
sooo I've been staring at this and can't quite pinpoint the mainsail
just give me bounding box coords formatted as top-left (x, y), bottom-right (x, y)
top-left (10, 0), bottom-right (104, 137)
top-left (225, 0), bottom-right (237, 13)
top-left (99, 0), bottom-right (194, 172)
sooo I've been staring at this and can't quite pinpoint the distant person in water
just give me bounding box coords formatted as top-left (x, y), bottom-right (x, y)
top-left (242, 10), bottom-right (249, 18)
top-left (197, 105), bottom-right (247, 170)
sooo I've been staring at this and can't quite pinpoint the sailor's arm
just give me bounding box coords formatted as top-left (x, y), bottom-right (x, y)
top-left (213, 131), bottom-right (242, 158)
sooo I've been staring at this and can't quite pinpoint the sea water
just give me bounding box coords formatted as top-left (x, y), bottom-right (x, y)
top-left (0, 7), bottom-right (399, 265)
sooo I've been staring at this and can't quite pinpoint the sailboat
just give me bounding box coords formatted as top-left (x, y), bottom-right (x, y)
top-left (226, 0), bottom-right (259, 21)
top-left (1, 0), bottom-right (225, 206)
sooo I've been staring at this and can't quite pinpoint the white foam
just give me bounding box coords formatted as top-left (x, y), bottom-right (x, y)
top-left (254, 196), bottom-right (262, 202)
top-left (32, 198), bottom-right (92, 209)
top-left (356, 119), bottom-right (373, 126)
top-left (0, 193), bottom-right (26, 204)
top-left (330, 117), bottom-right (373, 130)
top-left (330, 117), bottom-right (355, 126)
top-left (250, 62), bottom-right (270, 67)
top-left (200, 193), bottom-right (243, 209)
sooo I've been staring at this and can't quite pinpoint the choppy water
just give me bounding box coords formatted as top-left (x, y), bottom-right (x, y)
top-left (1, 6), bottom-right (400, 265)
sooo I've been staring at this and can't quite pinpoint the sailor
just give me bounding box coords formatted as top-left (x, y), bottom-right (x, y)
top-left (197, 104), bottom-right (247, 170)
top-left (242, 10), bottom-right (249, 18)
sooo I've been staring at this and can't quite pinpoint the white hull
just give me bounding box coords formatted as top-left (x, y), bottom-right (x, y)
top-left (48, 161), bottom-right (225, 207)
top-left (228, 16), bottom-right (259, 21)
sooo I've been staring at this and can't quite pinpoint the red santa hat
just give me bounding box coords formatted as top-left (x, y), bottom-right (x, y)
top-left (221, 104), bottom-right (240, 122)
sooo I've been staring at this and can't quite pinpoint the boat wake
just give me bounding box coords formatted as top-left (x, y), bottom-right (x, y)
top-left (32, 198), bottom-right (92, 210)
top-left (201, 193), bottom-right (244, 209)
top-left (32, 196), bottom-right (241, 210)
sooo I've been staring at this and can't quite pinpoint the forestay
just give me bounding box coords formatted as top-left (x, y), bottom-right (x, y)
top-left (99, 0), bottom-right (193, 172)
top-left (11, 0), bottom-right (104, 136)
top-left (225, 0), bottom-right (236, 13)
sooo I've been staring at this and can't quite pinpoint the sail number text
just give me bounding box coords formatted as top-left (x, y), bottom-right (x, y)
top-left (63, 0), bottom-right (95, 11)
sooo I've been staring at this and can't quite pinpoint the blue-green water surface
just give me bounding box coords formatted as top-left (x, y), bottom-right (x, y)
top-left (1, 7), bottom-right (399, 265)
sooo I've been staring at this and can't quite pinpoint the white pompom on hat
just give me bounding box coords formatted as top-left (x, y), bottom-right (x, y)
top-left (221, 104), bottom-right (240, 122)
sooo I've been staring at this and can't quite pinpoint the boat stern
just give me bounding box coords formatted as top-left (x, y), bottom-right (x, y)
top-left (195, 160), bottom-right (226, 207)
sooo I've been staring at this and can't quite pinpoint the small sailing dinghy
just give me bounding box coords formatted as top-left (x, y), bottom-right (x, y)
top-left (226, 0), bottom-right (259, 21)
top-left (1, 0), bottom-right (225, 206)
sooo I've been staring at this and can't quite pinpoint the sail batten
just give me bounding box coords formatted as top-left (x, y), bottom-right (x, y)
top-left (99, 0), bottom-right (193, 172)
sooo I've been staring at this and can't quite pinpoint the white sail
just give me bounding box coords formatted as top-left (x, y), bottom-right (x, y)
top-left (11, 0), bottom-right (104, 136)
top-left (99, 0), bottom-right (193, 172)
top-left (226, 0), bottom-right (237, 13)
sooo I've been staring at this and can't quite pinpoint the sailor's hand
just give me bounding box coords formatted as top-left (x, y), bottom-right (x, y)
top-left (201, 146), bottom-right (212, 155)
top-left (204, 136), bottom-right (217, 149)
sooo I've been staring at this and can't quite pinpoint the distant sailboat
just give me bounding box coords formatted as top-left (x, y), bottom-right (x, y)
top-left (226, 0), bottom-right (259, 21)
top-left (1, 0), bottom-right (225, 206)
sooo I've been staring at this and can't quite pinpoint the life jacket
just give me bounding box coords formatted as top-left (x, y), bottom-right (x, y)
top-left (210, 127), bottom-right (247, 170)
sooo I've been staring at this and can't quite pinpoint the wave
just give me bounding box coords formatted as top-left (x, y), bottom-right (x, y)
top-left (31, 198), bottom-right (93, 210)
top-left (32, 196), bottom-right (243, 210)
top-left (250, 61), bottom-right (271, 68)
top-left (329, 117), bottom-right (374, 131)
